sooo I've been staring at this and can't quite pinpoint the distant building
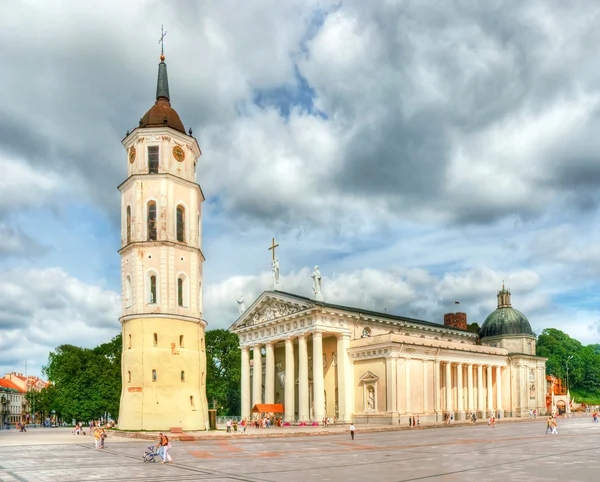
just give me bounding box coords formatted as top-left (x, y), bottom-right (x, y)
top-left (0, 378), bottom-right (26, 424)
top-left (4, 372), bottom-right (49, 392)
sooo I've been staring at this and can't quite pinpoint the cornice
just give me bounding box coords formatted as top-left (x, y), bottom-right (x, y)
top-left (118, 240), bottom-right (205, 261)
top-left (117, 172), bottom-right (204, 202)
top-left (120, 312), bottom-right (207, 327)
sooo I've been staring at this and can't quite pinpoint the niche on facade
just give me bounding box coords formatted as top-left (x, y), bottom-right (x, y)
top-left (359, 371), bottom-right (379, 413)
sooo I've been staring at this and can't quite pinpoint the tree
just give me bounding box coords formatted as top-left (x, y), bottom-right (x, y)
top-left (205, 329), bottom-right (241, 416)
top-left (467, 322), bottom-right (480, 334)
top-left (42, 334), bottom-right (122, 421)
top-left (537, 328), bottom-right (600, 396)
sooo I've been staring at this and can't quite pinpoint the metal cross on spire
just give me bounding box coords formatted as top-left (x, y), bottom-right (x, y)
top-left (158, 25), bottom-right (167, 58)
top-left (268, 237), bottom-right (279, 261)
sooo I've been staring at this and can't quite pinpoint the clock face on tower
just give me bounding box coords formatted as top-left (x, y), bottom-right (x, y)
top-left (173, 145), bottom-right (185, 162)
top-left (129, 146), bottom-right (136, 164)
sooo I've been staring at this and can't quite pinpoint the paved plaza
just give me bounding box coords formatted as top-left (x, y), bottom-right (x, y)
top-left (1, 418), bottom-right (600, 481)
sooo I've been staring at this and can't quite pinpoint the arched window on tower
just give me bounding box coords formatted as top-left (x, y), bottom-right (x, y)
top-left (152, 369), bottom-right (157, 382)
top-left (127, 371), bottom-right (131, 383)
top-left (179, 335), bottom-right (184, 347)
top-left (147, 201), bottom-right (157, 241)
top-left (125, 275), bottom-right (132, 308)
top-left (126, 206), bottom-right (131, 244)
top-left (178, 277), bottom-right (183, 307)
top-left (176, 205), bottom-right (186, 243)
top-left (181, 370), bottom-right (185, 382)
top-left (153, 333), bottom-right (158, 346)
top-left (149, 274), bottom-right (157, 304)
top-left (148, 146), bottom-right (159, 174)
top-left (177, 274), bottom-right (189, 308)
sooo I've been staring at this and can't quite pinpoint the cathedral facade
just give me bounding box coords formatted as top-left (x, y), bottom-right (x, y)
top-left (118, 53), bottom-right (208, 430)
top-left (230, 286), bottom-right (547, 424)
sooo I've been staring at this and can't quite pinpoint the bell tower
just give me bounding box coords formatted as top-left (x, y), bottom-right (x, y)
top-left (118, 48), bottom-right (208, 430)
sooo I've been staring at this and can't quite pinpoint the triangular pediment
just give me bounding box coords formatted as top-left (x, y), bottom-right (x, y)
top-left (359, 371), bottom-right (379, 383)
top-left (229, 291), bottom-right (313, 331)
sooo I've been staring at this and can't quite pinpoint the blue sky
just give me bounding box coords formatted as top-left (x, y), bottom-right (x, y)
top-left (2, 0), bottom-right (600, 377)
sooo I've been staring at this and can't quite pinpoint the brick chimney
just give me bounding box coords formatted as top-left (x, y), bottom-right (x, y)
top-left (444, 312), bottom-right (467, 330)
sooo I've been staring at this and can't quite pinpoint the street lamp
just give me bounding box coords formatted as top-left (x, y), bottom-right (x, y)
top-left (566, 356), bottom-right (574, 393)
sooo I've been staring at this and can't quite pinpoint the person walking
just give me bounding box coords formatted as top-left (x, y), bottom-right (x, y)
top-left (546, 417), bottom-right (552, 435)
top-left (94, 428), bottom-right (101, 449)
top-left (161, 434), bottom-right (173, 464)
top-left (100, 429), bottom-right (106, 449)
top-left (551, 418), bottom-right (558, 435)
top-left (349, 423), bottom-right (355, 440)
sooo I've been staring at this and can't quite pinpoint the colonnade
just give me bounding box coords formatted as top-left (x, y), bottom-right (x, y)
top-left (435, 361), bottom-right (504, 417)
top-left (241, 331), bottom-right (352, 422)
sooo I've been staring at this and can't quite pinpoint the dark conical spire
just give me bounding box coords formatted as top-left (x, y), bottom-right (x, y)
top-left (156, 55), bottom-right (170, 102)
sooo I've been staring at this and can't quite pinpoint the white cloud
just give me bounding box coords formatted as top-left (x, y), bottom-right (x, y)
top-left (0, 268), bottom-right (121, 377)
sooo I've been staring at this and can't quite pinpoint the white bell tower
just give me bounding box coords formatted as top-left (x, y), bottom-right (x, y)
top-left (118, 49), bottom-right (208, 430)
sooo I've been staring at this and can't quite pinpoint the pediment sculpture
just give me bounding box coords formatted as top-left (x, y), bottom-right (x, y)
top-left (243, 300), bottom-right (307, 327)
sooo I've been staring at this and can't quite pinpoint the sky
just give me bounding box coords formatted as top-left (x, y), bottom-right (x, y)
top-left (2, 0), bottom-right (600, 378)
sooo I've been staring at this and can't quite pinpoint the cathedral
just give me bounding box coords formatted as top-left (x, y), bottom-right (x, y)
top-left (230, 283), bottom-right (547, 424)
top-left (117, 51), bottom-right (208, 430)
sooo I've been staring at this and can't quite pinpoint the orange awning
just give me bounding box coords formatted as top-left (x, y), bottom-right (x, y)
top-left (251, 404), bottom-right (284, 413)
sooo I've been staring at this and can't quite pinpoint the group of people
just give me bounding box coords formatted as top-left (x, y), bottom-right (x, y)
top-left (154, 433), bottom-right (173, 464)
top-left (322, 417), bottom-right (336, 427)
top-left (487, 416), bottom-right (496, 428)
top-left (408, 415), bottom-right (420, 427)
top-left (529, 410), bottom-right (538, 418)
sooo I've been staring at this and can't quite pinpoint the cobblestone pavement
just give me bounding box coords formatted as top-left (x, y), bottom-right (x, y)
top-left (1, 418), bottom-right (599, 481)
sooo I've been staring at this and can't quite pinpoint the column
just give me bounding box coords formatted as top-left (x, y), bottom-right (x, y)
top-left (284, 337), bottom-right (295, 421)
top-left (445, 362), bottom-right (453, 413)
top-left (487, 365), bottom-right (493, 413)
top-left (467, 364), bottom-right (474, 412)
top-left (456, 363), bottom-right (464, 415)
top-left (405, 357), bottom-right (412, 414)
top-left (385, 356), bottom-right (397, 415)
top-left (241, 346), bottom-right (251, 420)
top-left (496, 366), bottom-right (503, 414)
top-left (313, 331), bottom-right (325, 421)
top-left (477, 365), bottom-right (484, 413)
top-left (434, 360), bottom-right (441, 415)
top-left (423, 360), bottom-right (429, 413)
top-left (252, 344), bottom-right (262, 407)
top-left (337, 333), bottom-right (352, 422)
top-left (298, 334), bottom-right (309, 421)
top-left (265, 342), bottom-right (275, 404)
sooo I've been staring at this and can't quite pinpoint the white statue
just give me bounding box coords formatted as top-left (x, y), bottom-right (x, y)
top-left (272, 257), bottom-right (280, 285)
top-left (367, 386), bottom-right (375, 411)
top-left (323, 353), bottom-right (327, 368)
top-left (308, 356), bottom-right (313, 370)
top-left (236, 293), bottom-right (246, 314)
top-left (331, 353), bottom-right (337, 367)
top-left (311, 265), bottom-right (322, 294)
top-left (276, 361), bottom-right (285, 389)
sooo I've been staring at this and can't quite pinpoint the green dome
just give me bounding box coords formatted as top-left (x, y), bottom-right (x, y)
top-left (480, 307), bottom-right (534, 338)
top-left (479, 286), bottom-right (535, 338)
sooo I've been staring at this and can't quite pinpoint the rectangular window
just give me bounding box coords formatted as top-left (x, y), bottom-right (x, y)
top-left (148, 146), bottom-right (159, 174)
